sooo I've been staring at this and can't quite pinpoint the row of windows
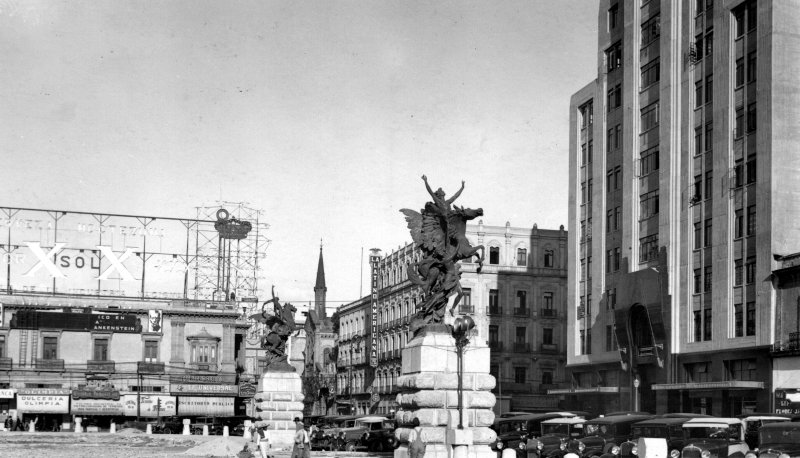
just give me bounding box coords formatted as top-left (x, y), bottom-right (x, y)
top-left (14, 337), bottom-right (212, 365)
top-left (490, 365), bottom-right (554, 386)
top-left (686, 359), bottom-right (759, 384)
top-left (486, 289), bottom-right (555, 312)
top-left (486, 246), bottom-right (555, 267)
top-left (488, 326), bottom-right (555, 346)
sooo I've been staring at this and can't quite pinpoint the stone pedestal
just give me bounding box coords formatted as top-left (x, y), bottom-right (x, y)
top-left (394, 331), bottom-right (497, 458)
top-left (254, 370), bottom-right (304, 450)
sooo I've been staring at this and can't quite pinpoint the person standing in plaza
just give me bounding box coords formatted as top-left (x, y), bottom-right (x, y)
top-left (291, 418), bottom-right (307, 458)
top-left (302, 423), bottom-right (311, 458)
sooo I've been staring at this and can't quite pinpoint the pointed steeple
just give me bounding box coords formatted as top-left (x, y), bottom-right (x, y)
top-left (314, 240), bottom-right (327, 319)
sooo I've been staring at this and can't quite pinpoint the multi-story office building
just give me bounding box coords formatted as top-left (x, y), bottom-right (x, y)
top-left (563, 0), bottom-right (800, 416)
top-left (337, 222), bottom-right (568, 415)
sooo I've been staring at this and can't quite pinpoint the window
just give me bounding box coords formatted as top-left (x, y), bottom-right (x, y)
top-left (640, 190), bottom-right (659, 219)
top-left (640, 102), bottom-right (659, 133)
top-left (606, 42), bottom-right (622, 72)
top-left (735, 58), bottom-right (744, 87)
top-left (543, 293), bottom-right (554, 313)
top-left (704, 122), bottom-right (713, 152)
top-left (489, 289), bottom-right (499, 311)
top-left (727, 359), bottom-right (757, 381)
top-left (514, 366), bottom-right (527, 384)
top-left (694, 222), bottom-right (702, 250)
top-left (587, 179), bottom-right (593, 202)
top-left (745, 257), bottom-right (756, 284)
top-left (704, 266), bottom-right (712, 292)
top-left (607, 83), bottom-right (622, 110)
top-left (746, 103), bottom-right (757, 132)
top-left (735, 210), bottom-right (744, 238)
top-left (587, 140), bottom-right (593, 164)
top-left (694, 269), bottom-right (702, 294)
top-left (516, 248), bottom-right (527, 266)
top-left (517, 290), bottom-right (527, 311)
top-left (735, 107), bottom-right (744, 138)
top-left (543, 328), bottom-right (553, 345)
top-left (705, 30), bottom-right (713, 56)
top-left (734, 7), bottom-right (745, 38)
top-left (746, 302), bottom-right (756, 336)
top-left (94, 338), bottom-right (109, 361)
top-left (734, 259), bottom-right (743, 286)
top-left (640, 58), bottom-right (660, 88)
top-left (734, 303), bottom-right (743, 337)
top-left (747, 52), bottom-right (757, 83)
top-left (489, 325), bottom-right (499, 345)
top-left (688, 362), bottom-right (710, 382)
top-left (746, 205), bottom-right (756, 236)
top-left (489, 246), bottom-right (500, 265)
top-left (43, 337), bottom-right (58, 360)
top-left (606, 250), bottom-right (613, 273)
top-left (704, 171), bottom-right (713, 200)
top-left (747, 1), bottom-right (757, 32)
top-left (541, 371), bottom-right (553, 385)
top-left (144, 340), bottom-right (159, 362)
top-left (695, 34), bottom-right (704, 60)
top-left (607, 287), bottom-right (617, 309)
top-left (581, 143), bottom-right (587, 166)
top-left (639, 234), bottom-right (658, 263)
top-left (693, 175), bottom-right (702, 201)
top-left (705, 75), bottom-right (713, 104)
top-left (746, 156), bottom-right (756, 184)
top-left (704, 308), bottom-right (712, 340)
top-left (544, 250), bottom-right (554, 268)
top-left (586, 329), bottom-right (592, 354)
top-left (614, 166), bottom-right (622, 190)
top-left (614, 207), bottom-right (621, 231)
top-left (460, 288), bottom-right (472, 312)
top-left (693, 310), bottom-right (702, 341)
top-left (614, 247), bottom-right (621, 272)
top-left (641, 16), bottom-right (660, 48)
top-left (608, 4), bottom-right (619, 31)
top-left (581, 182), bottom-right (587, 204)
top-left (733, 161), bottom-right (744, 188)
top-left (695, 80), bottom-right (703, 108)
top-left (703, 219), bottom-right (712, 247)
top-left (606, 209), bottom-right (613, 233)
top-left (694, 127), bottom-right (703, 156)
top-left (580, 330), bottom-right (586, 355)
top-left (0, 335), bottom-right (4, 358)
top-left (640, 147), bottom-right (659, 176)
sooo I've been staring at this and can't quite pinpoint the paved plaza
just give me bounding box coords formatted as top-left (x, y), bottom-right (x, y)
top-left (0, 431), bottom-right (392, 458)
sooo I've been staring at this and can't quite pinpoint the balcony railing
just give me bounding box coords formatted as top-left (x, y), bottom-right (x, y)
top-left (513, 308), bottom-right (530, 317)
top-left (489, 341), bottom-right (503, 351)
top-left (540, 343), bottom-right (558, 353)
top-left (540, 308), bottom-right (556, 318)
top-left (486, 306), bottom-right (502, 316)
top-left (0, 357), bottom-right (12, 370)
top-left (137, 361), bottom-right (165, 374)
top-left (513, 342), bottom-right (530, 353)
top-left (458, 305), bottom-right (474, 314)
top-left (87, 360), bottom-right (115, 373)
top-left (35, 359), bottom-right (65, 371)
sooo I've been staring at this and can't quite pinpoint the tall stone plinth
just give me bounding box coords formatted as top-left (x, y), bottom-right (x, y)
top-left (394, 332), bottom-right (497, 458)
top-left (254, 370), bottom-right (305, 450)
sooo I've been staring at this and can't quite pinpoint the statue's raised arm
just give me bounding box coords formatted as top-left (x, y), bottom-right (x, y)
top-left (446, 180), bottom-right (465, 205)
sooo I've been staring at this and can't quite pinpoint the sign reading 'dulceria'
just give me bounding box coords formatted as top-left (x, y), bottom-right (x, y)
top-left (11, 310), bottom-right (141, 333)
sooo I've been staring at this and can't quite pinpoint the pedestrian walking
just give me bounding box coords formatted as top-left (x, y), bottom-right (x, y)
top-left (408, 418), bottom-right (426, 458)
top-left (302, 423), bottom-right (311, 458)
top-left (290, 418), bottom-right (307, 458)
top-left (255, 426), bottom-right (270, 458)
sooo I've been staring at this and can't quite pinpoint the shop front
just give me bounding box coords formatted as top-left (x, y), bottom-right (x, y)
top-left (122, 395), bottom-right (177, 418)
top-left (17, 388), bottom-right (70, 431)
top-left (172, 383), bottom-right (238, 417)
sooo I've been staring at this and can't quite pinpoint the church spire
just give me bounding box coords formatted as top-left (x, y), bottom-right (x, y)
top-left (314, 241), bottom-right (327, 318)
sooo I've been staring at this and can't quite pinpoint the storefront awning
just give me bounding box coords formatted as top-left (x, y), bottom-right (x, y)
top-left (651, 381), bottom-right (764, 391)
top-left (547, 387), bottom-right (620, 395)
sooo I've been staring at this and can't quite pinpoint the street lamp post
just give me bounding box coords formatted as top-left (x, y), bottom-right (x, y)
top-left (451, 315), bottom-right (475, 429)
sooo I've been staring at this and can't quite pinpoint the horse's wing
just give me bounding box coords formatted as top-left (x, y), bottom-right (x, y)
top-left (399, 209), bottom-right (424, 246)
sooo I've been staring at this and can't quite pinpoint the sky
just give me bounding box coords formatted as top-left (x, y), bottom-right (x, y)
top-left (1, 0), bottom-right (599, 314)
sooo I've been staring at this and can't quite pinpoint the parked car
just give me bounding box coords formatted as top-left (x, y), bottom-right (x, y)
top-left (679, 418), bottom-right (749, 458)
top-left (612, 416), bottom-right (709, 458)
top-left (152, 416), bottom-right (184, 434)
top-left (744, 422), bottom-right (800, 458)
top-left (359, 417), bottom-right (399, 452)
top-left (329, 416), bottom-right (390, 452)
top-left (739, 415), bottom-right (792, 449)
top-left (525, 417), bottom-right (588, 458)
top-left (555, 414), bottom-right (653, 458)
top-left (191, 416), bottom-right (226, 435)
top-left (311, 415), bottom-right (360, 451)
top-left (492, 412), bottom-right (581, 453)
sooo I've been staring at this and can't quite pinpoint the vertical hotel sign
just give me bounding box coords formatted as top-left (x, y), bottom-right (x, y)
top-left (369, 249), bottom-right (381, 368)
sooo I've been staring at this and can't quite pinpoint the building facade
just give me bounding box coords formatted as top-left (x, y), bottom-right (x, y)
top-left (563, 0), bottom-right (800, 416)
top-left (337, 222), bottom-right (569, 416)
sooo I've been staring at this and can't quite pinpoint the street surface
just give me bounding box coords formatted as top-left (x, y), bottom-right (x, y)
top-left (0, 430), bottom-right (394, 457)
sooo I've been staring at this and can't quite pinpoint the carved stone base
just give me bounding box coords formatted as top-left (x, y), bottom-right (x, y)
top-left (394, 331), bottom-right (497, 458)
top-left (254, 370), bottom-right (304, 450)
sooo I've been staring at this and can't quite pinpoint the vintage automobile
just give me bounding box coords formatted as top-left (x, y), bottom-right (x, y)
top-left (525, 416), bottom-right (588, 458)
top-left (358, 417), bottom-right (399, 452)
top-left (151, 416), bottom-right (184, 434)
top-left (492, 412), bottom-right (580, 453)
top-left (679, 418), bottom-right (749, 458)
top-left (330, 415), bottom-right (391, 452)
top-left (611, 415), bottom-right (710, 458)
top-left (190, 416), bottom-right (226, 435)
top-left (744, 422), bottom-right (800, 458)
top-left (739, 415), bottom-right (792, 450)
top-left (555, 414), bottom-right (653, 458)
top-left (311, 415), bottom-right (360, 450)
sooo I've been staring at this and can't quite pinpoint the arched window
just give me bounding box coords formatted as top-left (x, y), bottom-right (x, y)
top-left (517, 247), bottom-right (528, 266)
top-left (544, 249), bottom-right (555, 267)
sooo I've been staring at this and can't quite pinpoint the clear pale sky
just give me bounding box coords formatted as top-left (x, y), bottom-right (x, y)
top-left (1, 0), bottom-right (599, 313)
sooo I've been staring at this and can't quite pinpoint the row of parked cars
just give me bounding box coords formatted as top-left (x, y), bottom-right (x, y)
top-left (309, 415), bottom-right (398, 452)
top-left (491, 411), bottom-right (800, 458)
top-left (147, 416), bottom-right (250, 435)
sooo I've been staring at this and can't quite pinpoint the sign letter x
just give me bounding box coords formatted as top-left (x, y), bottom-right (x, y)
top-left (97, 246), bottom-right (136, 281)
top-left (24, 242), bottom-right (66, 278)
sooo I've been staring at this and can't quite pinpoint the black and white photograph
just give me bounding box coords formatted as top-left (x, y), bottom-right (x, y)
top-left (1, 0), bottom-right (800, 457)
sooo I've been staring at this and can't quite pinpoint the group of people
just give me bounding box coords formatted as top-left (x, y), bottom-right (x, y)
top-left (1, 413), bottom-right (39, 432)
top-left (246, 417), bottom-right (310, 458)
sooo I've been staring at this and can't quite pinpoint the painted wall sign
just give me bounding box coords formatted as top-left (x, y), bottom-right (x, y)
top-left (238, 382), bottom-right (256, 398)
top-left (169, 374), bottom-right (237, 384)
top-left (775, 389), bottom-right (800, 415)
top-left (177, 396), bottom-right (235, 416)
top-left (18, 388), bottom-right (71, 395)
top-left (122, 395), bottom-right (176, 417)
top-left (17, 395), bottom-right (69, 413)
top-left (171, 384), bottom-right (238, 396)
top-left (71, 399), bottom-right (124, 415)
top-left (72, 388), bottom-right (120, 401)
top-left (370, 250), bottom-right (380, 368)
top-left (11, 310), bottom-right (141, 333)
top-left (0, 389), bottom-right (15, 398)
